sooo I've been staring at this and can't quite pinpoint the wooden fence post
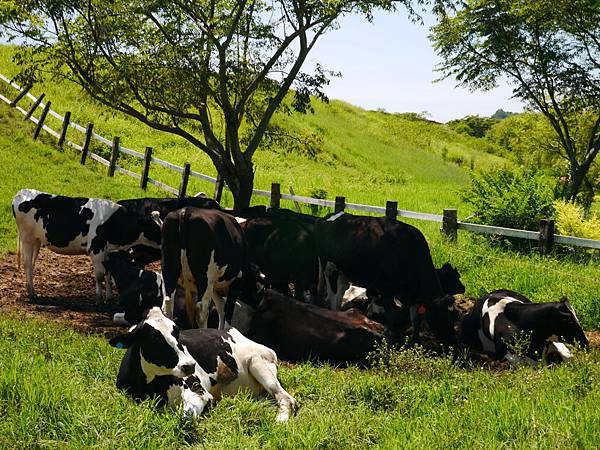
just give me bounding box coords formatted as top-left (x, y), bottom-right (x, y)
top-left (140, 146), bottom-right (152, 190)
top-left (33, 101), bottom-right (51, 140)
top-left (178, 163), bottom-right (191, 199)
top-left (10, 83), bottom-right (32, 107)
top-left (80, 123), bottom-right (94, 165)
top-left (58, 111), bottom-right (71, 148)
top-left (442, 208), bottom-right (458, 241)
top-left (334, 196), bottom-right (346, 213)
top-left (214, 174), bottom-right (224, 203)
top-left (270, 183), bottom-right (281, 208)
top-left (24, 93), bottom-right (45, 120)
top-left (108, 136), bottom-right (120, 177)
top-left (539, 219), bottom-right (555, 255)
top-left (385, 201), bottom-right (398, 220)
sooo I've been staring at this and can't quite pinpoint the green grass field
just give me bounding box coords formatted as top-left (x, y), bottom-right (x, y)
top-left (1, 45), bottom-right (600, 448)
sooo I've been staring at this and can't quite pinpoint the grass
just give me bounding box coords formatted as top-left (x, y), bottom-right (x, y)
top-left (1, 44), bottom-right (600, 448)
top-left (0, 315), bottom-right (599, 449)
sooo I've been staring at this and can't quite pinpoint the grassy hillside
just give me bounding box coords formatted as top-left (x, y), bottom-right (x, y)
top-left (0, 45), bottom-right (507, 214)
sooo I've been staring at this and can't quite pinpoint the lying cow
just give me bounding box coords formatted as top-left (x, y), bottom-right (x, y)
top-left (248, 289), bottom-right (387, 366)
top-left (461, 289), bottom-right (588, 362)
top-left (109, 307), bottom-right (296, 421)
top-left (12, 189), bottom-right (161, 300)
top-left (317, 212), bottom-right (457, 347)
top-left (162, 207), bottom-right (250, 329)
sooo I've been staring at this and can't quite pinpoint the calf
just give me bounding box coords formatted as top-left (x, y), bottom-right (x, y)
top-left (103, 253), bottom-right (168, 325)
top-left (461, 289), bottom-right (588, 361)
top-left (248, 289), bottom-right (387, 366)
top-left (12, 189), bottom-right (161, 299)
top-left (109, 307), bottom-right (296, 421)
top-left (317, 213), bottom-right (457, 346)
top-left (161, 207), bottom-right (248, 329)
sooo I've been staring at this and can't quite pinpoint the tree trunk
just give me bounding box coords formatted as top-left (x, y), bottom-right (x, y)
top-left (218, 158), bottom-right (254, 210)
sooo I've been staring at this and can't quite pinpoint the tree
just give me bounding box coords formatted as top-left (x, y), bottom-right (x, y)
top-left (0, 0), bottom-right (411, 208)
top-left (431, 0), bottom-right (600, 202)
top-left (447, 115), bottom-right (497, 137)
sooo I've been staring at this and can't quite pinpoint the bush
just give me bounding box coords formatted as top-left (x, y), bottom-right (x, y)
top-left (462, 167), bottom-right (555, 231)
top-left (554, 200), bottom-right (600, 240)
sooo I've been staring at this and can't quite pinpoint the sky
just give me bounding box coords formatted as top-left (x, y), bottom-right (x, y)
top-left (0, 7), bottom-right (526, 124)
top-left (306, 9), bottom-right (526, 123)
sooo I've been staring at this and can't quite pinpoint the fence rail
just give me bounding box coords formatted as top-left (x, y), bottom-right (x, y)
top-left (1, 72), bottom-right (599, 251)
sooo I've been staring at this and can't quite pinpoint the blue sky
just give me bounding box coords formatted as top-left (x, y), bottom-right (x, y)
top-left (307, 9), bottom-right (526, 123)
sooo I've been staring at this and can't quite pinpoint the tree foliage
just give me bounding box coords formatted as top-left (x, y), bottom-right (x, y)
top-left (431, 0), bottom-right (600, 202)
top-left (0, 0), bottom-right (411, 208)
top-left (447, 115), bottom-right (497, 138)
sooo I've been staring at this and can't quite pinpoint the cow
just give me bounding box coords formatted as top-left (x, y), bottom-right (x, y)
top-left (235, 206), bottom-right (320, 301)
top-left (113, 196), bottom-right (222, 265)
top-left (103, 252), bottom-right (170, 326)
top-left (340, 262), bottom-right (465, 313)
top-left (248, 289), bottom-right (387, 366)
top-left (12, 189), bottom-right (162, 300)
top-left (109, 306), bottom-right (296, 422)
top-left (161, 207), bottom-right (250, 329)
top-left (461, 289), bottom-right (588, 362)
top-left (316, 212), bottom-right (457, 347)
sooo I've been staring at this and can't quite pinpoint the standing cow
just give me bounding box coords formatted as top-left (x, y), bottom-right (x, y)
top-left (317, 212), bottom-right (457, 347)
top-left (235, 206), bottom-right (320, 301)
top-left (12, 189), bottom-right (161, 300)
top-left (161, 207), bottom-right (249, 329)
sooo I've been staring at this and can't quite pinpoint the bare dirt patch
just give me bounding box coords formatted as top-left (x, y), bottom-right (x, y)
top-left (0, 248), bottom-right (125, 336)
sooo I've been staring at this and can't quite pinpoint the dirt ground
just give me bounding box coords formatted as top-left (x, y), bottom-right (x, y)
top-left (1, 248), bottom-right (598, 352)
top-left (0, 248), bottom-right (126, 336)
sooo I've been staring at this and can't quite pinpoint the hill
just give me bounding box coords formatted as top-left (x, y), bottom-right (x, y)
top-left (0, 45), bottom-right (507, 214)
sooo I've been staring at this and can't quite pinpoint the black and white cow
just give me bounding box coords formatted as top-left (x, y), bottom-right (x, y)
top-left (461, 289), bottom-right (588, 362)
top-left (12, 189), bottom-right (162, 300)
top-left (103, 253), bottom-right (169, 326)
top-left (109, 307), bottom-right (296, 421)
top-left (317, 212), bottom-right (457, 347)
top-left (161, 207), bottom-right (249, 329)
top-left (235, 206), bottom-right (320, 301)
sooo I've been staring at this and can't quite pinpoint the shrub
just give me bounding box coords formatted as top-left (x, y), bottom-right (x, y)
top-left (554, 200), bottom-right (600, 240)
top-left (462, 167), bottom-right (555, 231)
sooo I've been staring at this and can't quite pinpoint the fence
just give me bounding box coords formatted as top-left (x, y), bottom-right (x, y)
top-left (1, 72), bottom-right (599, 253)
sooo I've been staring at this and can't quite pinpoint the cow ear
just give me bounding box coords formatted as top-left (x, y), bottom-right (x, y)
top-left (109, 326), bottom-right (139, 349)
top-left (442, 262), bottom-right (452, 270)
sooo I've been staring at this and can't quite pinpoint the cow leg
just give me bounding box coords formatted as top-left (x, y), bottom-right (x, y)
top-left (409, 304), bottom-right (422, 344)
top-left (222, 276), bottom-right (242, 329)
top-left (104, 270), bottom-right (114, 300)
top-left (21, 238), bottom-right (38, 300)
top-left (91, 256), bottom-right (106, 301)
top-left (161, 217), bottom-right (183, 320)
top-left (248, 355), bottom-right (296, 423)
top-left (333, 273), bottom-right (349, 311)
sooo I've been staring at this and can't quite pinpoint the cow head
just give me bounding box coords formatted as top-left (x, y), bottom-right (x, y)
top-left (551, 298), bottom-right (588, 349)
top-left (436, 263), bottom-right (465, 295)
top-left (104, 253), bottom-right (164, 324)
top-left (109, 307), bottom-right (197, 382)
top-left (425, 295), bottom-right (458, 347)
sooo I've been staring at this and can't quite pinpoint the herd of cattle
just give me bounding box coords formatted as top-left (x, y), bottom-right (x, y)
top-left (12, 188), bottom-right (589, 421)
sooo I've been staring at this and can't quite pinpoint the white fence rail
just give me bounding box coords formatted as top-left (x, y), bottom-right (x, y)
top-left (1, 72), bottom-right (599, 251)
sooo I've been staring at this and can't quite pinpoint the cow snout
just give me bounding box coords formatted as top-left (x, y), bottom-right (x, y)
top-left (181, 361), bottom-right (196, 376)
